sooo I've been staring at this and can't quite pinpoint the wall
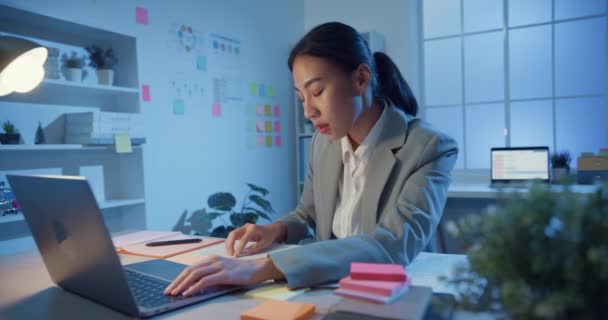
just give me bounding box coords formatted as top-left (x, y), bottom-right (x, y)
top-left (0, 0), bottom-right (305, 232)
top-left (304, 0), bottom-right (421, 98)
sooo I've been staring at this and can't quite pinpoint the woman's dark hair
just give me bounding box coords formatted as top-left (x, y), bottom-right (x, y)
top-left (288, 22), bottom-right (418, 116)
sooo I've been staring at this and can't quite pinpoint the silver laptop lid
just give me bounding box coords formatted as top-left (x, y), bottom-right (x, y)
top-left (6, 174), bottom-right (140, 317)
top-left (491, 147), bottom-right (550, 184)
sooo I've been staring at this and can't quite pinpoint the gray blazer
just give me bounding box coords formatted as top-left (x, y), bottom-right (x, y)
top-left (269, 105), bottom-right (458, 289)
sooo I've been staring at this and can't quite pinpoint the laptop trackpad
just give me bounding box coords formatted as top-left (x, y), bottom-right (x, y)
top-left (124, 259), bottom-right (187, 282)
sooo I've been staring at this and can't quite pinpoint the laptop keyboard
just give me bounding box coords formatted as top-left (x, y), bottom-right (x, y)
top-left (124, 268), bottom-right (188, 309)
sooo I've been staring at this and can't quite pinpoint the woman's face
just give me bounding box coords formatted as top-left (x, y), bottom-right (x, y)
top-left (292, 55), bottom-right (364, 140)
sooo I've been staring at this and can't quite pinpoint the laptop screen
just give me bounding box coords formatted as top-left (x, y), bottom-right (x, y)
top-left (491, 147), bottom-right (550, 183)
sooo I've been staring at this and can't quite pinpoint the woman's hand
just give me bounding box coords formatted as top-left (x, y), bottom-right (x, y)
top-left (225, 222), bottom-right (287, 257)
top-left (163, 256), bottom-right (284, 297)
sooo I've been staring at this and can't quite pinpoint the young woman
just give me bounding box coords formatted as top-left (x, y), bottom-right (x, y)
top-left (165, 22), bottom-right (458, 297)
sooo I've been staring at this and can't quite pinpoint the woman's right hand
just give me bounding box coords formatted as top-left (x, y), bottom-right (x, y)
top-left (225, 222), bottom-right (287, 257)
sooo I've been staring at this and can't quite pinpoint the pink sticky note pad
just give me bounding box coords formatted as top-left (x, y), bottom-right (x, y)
top-left (136, 7), bottom-right (148, 25)
top-left (256, 105), bottom-right (263, 116)
top-left (274, 136), bottom-right (281, 147)
top-left (257, 135), bottom-right (264, 146)
top-left (142, 85), bottom-right (151, 101)
top-left (273, 106), bottom-right (281, 117)
top-left (338, 276), bottom-right (408, 296)
top-left (350, 262), bottom-right (407, 282)
top-left (274, 121), bottom-right (281, 132)
top-left (212, 103), bottom-right (221, 117)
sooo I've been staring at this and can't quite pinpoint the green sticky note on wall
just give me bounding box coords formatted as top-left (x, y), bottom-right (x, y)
top-left (249, 83), bottom-right (258, 96)
top-left (267, 85), bottom-right (275, 97)
top-left (173, 99), bottom-right (185, 115)
top-left (196, 55), bottom-right (207, 71)
top-left (114, 134), bottom-right (132, 153)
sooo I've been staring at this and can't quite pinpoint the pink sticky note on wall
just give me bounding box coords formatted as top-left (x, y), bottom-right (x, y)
top-left (136, 7), bottom-right (148, 25)
top-left (142, 85), bottom-right (151, 101)
top-left (274, 136), bottom-right (281, 147)
top-left (273, 106), bottom-right (280, 117)
top-left (256, 121), bottom-right (264, 132)
top-left (274, 121), bottom-right (281, 132)
top-left (256, 105), bottom-right (263, 116)
top-left (212, 103), bottom-right (221, 117)
top-left (257, 135), bottom-right (264, 146)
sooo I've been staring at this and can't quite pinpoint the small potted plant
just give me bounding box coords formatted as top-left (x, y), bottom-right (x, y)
top-left (551, 151), bottom-right (571, 183)
top-left (86, 45), bottom-right (118, 85)
top-left (0, 120), bottom-right (21, 144)
top-left (62, 52), bottom-right (86, 82)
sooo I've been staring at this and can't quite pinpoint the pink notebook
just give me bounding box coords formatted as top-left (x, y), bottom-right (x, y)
top-left (338, 276), bottom-right (408, 296)
top-left (350, 262), bottom-right (407, 282)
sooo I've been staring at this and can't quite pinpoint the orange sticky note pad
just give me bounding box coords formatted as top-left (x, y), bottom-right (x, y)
top-left (240, 300), bottom-right (315, 320)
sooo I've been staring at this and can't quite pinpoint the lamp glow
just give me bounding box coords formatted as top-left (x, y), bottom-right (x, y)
top-left (0, 36), bottom-right (48, 96)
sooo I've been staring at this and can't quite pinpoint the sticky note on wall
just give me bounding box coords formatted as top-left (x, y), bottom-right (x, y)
top-left (274, 121), bottom-right (281, 132)
top-left (273, 106), bottom-right (280, 117)
top-left (265, 136), bottom-right (273, 147)
top-left (265, 121), bottom-right (272, 132)
top-left (264, 104), bottom-right (271, 116)
top-left (249, 83), bottom-right (258, 96)
top-left (142, 85), bottom-right (151, 101)
top-left (114, 134), bottom-right (132, 153)
top-left (173, 99), bottom-right (185, 115)
top-left (197, 56), bottom-right (207, 71)
top-left (136, 7), bottom-right (148, 25)
top-left (256, 105), bottom-right (264, 116)
top-left (212, 103), bottom-right (221, 117)
top-left (268, 85), bottom-right (275, 97)
top-left (275, 136), bottom-right (281, 147)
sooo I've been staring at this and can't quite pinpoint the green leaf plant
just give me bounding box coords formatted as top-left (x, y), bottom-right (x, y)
top-left (173, 183), bottom-right (275, 238)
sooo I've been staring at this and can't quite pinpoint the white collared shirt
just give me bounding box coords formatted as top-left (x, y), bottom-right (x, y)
top-left (332, 106), bottom-right (388, 238)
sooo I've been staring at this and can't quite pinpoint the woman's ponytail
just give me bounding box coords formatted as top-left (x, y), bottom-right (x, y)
top-left (373, 52), bottom-right (418, 116)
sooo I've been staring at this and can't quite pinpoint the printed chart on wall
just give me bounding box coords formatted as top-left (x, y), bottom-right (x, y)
top-left (166, 22), bottom-right (209, 116)
top-left (207, 33), bottom-right (244, 118)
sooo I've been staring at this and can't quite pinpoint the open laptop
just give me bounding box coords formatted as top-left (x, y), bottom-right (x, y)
top-left (490, 146), bottom-right (550, 187)
top-left (6, 174), bottom-right (238, 318)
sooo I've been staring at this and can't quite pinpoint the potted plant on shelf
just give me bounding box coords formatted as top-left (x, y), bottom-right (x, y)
top-left (443, 184), bottom-right (608, 319)
top-left (172, 183), bottom-right (275, 238)
top-left (86, 45), bottom-right (118, 85)
top-left (0, 120), bottom-right (21, 144)
top-left (62, 52), bottom-right (86, 82)
top-left (551, 151), bottom-right (571, 183)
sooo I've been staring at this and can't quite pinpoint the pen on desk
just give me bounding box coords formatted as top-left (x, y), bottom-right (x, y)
top-left (145, 238), bottom-right (203, 247)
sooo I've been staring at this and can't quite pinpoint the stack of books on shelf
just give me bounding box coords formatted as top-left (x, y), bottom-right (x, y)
top-left (334, 262), bottom-right (411, 304)
top-left (64, 111), bottom-right (146, 145)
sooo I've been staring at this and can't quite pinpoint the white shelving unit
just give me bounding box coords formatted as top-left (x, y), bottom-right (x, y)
top-left (0, 4), bottom-right (146, 253)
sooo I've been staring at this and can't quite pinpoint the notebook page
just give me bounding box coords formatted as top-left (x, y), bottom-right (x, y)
top-left (118, 234), bottom-right (224, 259)
top-left (112, 230), bottom-right (181, 249)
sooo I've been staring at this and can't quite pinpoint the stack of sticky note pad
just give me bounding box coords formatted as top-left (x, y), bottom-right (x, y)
top-left (240, 300), bottom-right (315, 320)
top-left (334, 262), bottom-right (411, 304)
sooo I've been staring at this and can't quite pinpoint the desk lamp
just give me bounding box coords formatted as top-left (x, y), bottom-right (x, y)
top-left (0, 35), bottom-right (48, 96)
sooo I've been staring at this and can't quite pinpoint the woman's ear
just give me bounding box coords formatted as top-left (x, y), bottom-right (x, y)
top-left (352, 63), bottom-right (372, 95)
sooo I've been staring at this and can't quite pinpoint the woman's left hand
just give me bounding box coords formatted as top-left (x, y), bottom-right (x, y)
top-left (163, 256), bottom-right (283, 297)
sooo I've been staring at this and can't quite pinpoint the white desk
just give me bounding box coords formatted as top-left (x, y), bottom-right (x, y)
top-left (447, 182), bottom-right (599, 199)
top-left (0, 245), bottom-right (467, 319)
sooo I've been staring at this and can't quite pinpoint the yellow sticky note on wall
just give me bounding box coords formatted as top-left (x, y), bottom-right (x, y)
top-left (114, 134), bottom-right (132, 153)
